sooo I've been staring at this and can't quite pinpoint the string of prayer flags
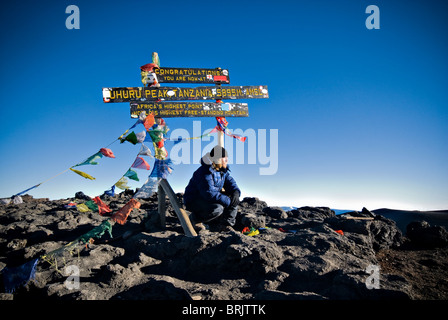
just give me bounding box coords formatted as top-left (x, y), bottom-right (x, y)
top-left (114, 177), bottom-right (130, 190)
top-left (124, 168), bottom-right (139, 181)
top-left (2, 258), bottom-right (39, 293)
top-left (100, 148), bottom-right (115, 158)
top-left (70, 168), bottom-right (96, 180)
top-left (93, 196), bottom-right (112, 215)
top-left (131, 156), bottom-right (150, 170)
top-left (111, 198), bottom-right (141, 225)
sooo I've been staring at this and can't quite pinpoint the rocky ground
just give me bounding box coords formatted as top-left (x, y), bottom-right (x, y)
top-left (0, 192), bottom-right (447, 300)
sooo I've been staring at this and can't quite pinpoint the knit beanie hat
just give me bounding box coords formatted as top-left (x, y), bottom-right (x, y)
top-left (209, 145), bottom-right (228, 163)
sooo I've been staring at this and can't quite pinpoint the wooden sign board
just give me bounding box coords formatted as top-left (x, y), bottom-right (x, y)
top-left (151, 67), bottom-right (230, 84)
top-left (130, 101), bottom-right (249, 118)
top-left (103, 85), bottom-right (268, 103)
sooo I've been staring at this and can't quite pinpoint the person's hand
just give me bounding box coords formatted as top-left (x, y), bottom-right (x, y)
top-left (229, 190), bottom-right (240, 207)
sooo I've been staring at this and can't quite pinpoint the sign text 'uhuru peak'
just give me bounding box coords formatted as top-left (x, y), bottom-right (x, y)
top-left (103, 86), bottom-right (269, 103)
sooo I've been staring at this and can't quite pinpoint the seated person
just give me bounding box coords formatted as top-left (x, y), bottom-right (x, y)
top-left (183, 146), bottom-right (240, 231)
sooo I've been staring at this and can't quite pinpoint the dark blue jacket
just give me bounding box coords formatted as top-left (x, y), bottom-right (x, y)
top-left (184, 157), bottom-right (240, 208)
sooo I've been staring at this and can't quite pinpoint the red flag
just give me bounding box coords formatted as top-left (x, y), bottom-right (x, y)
top-left (93, 196), bottom-right (112, 216)
top-left (140, 63), bottom-right (159, 72)
top-left (100, 148), bottom-right (115, 158)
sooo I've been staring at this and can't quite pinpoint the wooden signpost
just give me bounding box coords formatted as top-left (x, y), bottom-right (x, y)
top-left (102, 53), bottom-right (268, 237)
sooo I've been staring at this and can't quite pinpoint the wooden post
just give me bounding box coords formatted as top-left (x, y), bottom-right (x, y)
top-left (157, 184), bottom-right (166, 229)
top-left (159, 179), bottom-right (197, 237)
top-left (217, 129), bottom-right (224, 148)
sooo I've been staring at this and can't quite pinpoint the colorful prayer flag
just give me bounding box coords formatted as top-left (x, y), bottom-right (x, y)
top-left (142, 113), bottom-right (155, 130)
top-left (131, 157), bottom-right (150, 170)
top-left (114, 177), bottom-right (130, 190)
top-left (70, 168), bottom-right (96, 180)
top-left (76, 203), bottom-right (91, 213)
top-left (146, 129), bottom-right (164, 143)
top-left (64, 202), bottom-right (77, 209)
top-left (78, 220), bottom-right (113, 244)
top-left (2, 258), bottom-right (39, 293)
top-left (104, 185), bottom-right (116, 197)
top-left (84, 200), bottom-right (99, 212)
top-left (14, 184), bottom-right (41, 196)
top-left (100, 148), bottom-right (115, 158)
top-left (93, 196), bottom-right (112, 216)
top-left (74, 152), bottom-right (103, 167)
top-left (134, 177), bottom-right (160, 199)
top-left (153, 143), bottom-right (168, 160)
top-left (120, 131), bottom-right (138, 145)
top-left (124, 168), bottom-right (139, 181)
top-left (136, 131), bottom-right (146, 143)
top-left (138, 144), bottom-right (152, 157)
top-left (216, 117), bottom-right (228, 129)
top-left (111, 198), bottom-right (141, 225)
top-left (150, 159), bottom-right (174, 179)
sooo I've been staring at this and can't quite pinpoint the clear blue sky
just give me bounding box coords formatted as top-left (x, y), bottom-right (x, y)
top-left (1, 0), bottom-right (447, 211)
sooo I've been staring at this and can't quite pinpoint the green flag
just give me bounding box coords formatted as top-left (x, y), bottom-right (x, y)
top-left (124, 169), bottom-right (139, 181)
top-left (120, 131), bottom-right (138, 145)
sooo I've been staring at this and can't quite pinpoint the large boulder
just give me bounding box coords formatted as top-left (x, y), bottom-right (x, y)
top-left (262, 206), bottom-right (288, 220)
top-left (406, 221), bottom-right (448, 248)
top-left (239, 197), bottom-right (267, 211)
top-left (326, 213), bottom-right (404, 250)
top-left (289, 207), bottom-right (335, 221)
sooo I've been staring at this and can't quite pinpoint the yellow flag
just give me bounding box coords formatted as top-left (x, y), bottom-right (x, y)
top-left (114, 176), bottom-right (129, 190)
top-left (76, 203), bottom-right (91, 213)
top-left (70, 168), bottom-right (96, 180)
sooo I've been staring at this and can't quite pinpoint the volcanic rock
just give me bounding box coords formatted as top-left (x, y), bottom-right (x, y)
top-left (0, 193), bottom-right (446, 300)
